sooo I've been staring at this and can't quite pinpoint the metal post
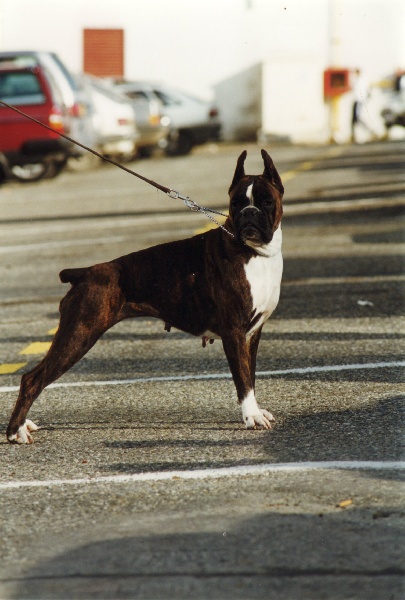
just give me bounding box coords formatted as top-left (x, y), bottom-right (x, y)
top-left (328, 0), bottom-right (342, 142)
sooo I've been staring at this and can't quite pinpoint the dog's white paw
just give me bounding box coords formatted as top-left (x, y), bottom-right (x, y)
top-left (244, 408), bottom-right (275, 430)
top-left (8, 420), bottom-right (38, 444)
top-left (242, 391), bottom-right (274, 430)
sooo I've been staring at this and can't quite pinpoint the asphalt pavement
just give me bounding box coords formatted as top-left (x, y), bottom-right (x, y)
top-left (0, 141), bottom-right (404, 599)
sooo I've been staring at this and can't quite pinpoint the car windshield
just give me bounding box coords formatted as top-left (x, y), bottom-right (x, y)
top-left (0, 71), bottom-right (45, 106)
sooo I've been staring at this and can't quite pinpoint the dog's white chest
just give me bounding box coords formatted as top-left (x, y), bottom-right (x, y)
top-left (244, 228), bottom-right (283, 336)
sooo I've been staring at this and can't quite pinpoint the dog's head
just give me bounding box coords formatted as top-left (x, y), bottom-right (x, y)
top-left (228, 149), bottom-right (283, 253)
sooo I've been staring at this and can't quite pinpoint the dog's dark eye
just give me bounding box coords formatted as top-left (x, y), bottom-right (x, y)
top-left (263, 198), bottom-right (275, 208)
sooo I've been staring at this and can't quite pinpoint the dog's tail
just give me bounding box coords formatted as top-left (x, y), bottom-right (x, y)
top-left (59, 267), bottom-right (89, 285)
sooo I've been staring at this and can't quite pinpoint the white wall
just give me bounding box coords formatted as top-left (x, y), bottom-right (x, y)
top-left (214, 63), bottom-right (263, 141)
top-left (261, 59), bottom-right (329, 144)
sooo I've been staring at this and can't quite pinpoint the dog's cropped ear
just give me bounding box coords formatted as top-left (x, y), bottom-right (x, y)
top-left (261, 149), bottom-right (284, 195)
top-left (228, 150), bottom-right (247, 194)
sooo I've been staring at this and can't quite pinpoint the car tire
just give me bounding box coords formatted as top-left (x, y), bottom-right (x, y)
top-left (11, 159), bottom-right (67, 182)
top-left (165, 130), bottom-right (194, 156)
top-left (11, 163), bottom-right (50, 183)
top-left (67, 153), bottom-right (102, 172)
top-left (138, 146), bottom-right (155, 158)
top-left (44, 158), bottom-right (68, 178)
top-left (0, 165), bottom-right (7, 184)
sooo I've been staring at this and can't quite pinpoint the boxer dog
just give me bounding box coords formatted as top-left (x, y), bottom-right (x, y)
top-left (7, 149), bottom-right (283, 444)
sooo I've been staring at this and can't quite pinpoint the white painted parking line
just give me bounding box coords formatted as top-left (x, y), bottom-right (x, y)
top-left (0, 461), bottom-right (403, 491)
top-left (283, 196), bottom-right (405, 214)
top-left (0, 213), bottom-right (199, 238)
top-left (0, 360), bottom-right (403, 393)
top-left (0, 236), bottom-right (125, 254)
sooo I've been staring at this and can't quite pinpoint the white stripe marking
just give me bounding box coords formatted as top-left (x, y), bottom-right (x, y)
top-left (0, 462), bottom-right (403, 491)
top-left (246, 183), bottom-right (254, 203)
top-left (0, 361), bottom-right (403, 393)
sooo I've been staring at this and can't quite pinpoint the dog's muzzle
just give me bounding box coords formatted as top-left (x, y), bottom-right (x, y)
top-left (235, 206), bottom-right (272, 245)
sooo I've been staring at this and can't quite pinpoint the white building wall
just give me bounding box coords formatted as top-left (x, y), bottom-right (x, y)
top-left (0, 0), bottom-right (403, 144)
top-left (214, 63), bottom-right (262, 142)
top-left (261, 58), bottom-right (329, 144)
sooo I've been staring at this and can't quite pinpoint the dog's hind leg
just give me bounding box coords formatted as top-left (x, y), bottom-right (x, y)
top-left (6, 264), bottom-right (125, 443)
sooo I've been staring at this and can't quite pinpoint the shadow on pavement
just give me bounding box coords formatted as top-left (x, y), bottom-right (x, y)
top-left (5, 508), bottom-right (403, 600)
top-left (97, 395), bottom-right (404, 476)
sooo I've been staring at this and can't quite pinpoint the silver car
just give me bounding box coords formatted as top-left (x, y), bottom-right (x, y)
top-left (381, 91), bottom-right (405, 130)
top-left (149, 83), bottom-right (222, 156)
top-left (113, 81), bottom-right (221, 156)
top-left (78, 75), bottom-right (139, 160)
top-left (109, 80), bottom-right (169, 157)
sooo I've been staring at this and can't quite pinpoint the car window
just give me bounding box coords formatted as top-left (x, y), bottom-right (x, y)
top-left (0, 71), bottom-right (45, 105)
top-left (0, 56), bottom-right (37, 68)
top-left (89, 81), bottom-right (127, 103)
top-left (125, 90), bottom-right (149, 100)
top-left (153, 90), bottom-right (181, 106)
top-left (46, 53), bottom-right (80, 91)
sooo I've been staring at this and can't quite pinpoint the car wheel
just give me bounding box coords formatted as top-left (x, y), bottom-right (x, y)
top-left (0, 165), bottom-right (7, 184)
top-left (11, 163), bottom-right (50, 183)
top-left (165, 130), bottom-right (194, 156)
top-left (67, 153), bottom-right (101, 172)
top-left (44, 159), bottom-right (68, 178)
top-left (138, 146), bottom-right (155, 158)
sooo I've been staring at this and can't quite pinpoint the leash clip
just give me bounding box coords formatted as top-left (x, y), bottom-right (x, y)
top-left (183, 198), bottom-right (200, 212)
top-left (168, 189), bottom-right (200, 212)
top-left (167, 189), bottom-right (233, 238)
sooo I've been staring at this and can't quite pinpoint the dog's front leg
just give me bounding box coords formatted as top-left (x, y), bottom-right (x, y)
top-left (221, 330), bottom-right (274, 429)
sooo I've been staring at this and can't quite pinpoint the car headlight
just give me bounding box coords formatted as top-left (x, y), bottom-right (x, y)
top-left (160, 115), bottom-right (171, 127)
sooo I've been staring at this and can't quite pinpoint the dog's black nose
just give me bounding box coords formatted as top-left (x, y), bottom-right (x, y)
top-left (240, 206), bottom-right (260, 220)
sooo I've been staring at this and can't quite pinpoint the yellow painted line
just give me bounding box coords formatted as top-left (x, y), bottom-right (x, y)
top-left (279, 147), bottom-right (344, 183)
top-left (280, 170), bottom-right (300, 182)
top-left (194, 216), bottom-right (227, 235)
top-left (1, 328), bottom-right (57, 375)
top-left (194, 223), bottom-right (215, 234)
top-left (0, 363), bottom-right (27, 375)
top-left (281, 160), bottom-right (317, 182)
top-left (326, 146), bottom-right (346, 158)
top-left (19, 341), bottom-right (52, 355)
top-left (299, 160), bottom-right (316, 170)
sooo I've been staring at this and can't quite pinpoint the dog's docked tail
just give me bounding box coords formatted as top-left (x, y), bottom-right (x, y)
top-left (59, 267), bottom-right (89, 285)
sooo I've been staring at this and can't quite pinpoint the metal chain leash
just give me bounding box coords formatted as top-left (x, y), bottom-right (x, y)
top-left (166, 189), bottom-right (233, 237)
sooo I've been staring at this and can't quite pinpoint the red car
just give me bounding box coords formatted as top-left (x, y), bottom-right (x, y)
top-left (0, 65), bottom-right (73, 182)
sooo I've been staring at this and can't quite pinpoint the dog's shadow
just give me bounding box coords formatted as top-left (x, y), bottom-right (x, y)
top-left (100, 395), bottom-right (403, 476)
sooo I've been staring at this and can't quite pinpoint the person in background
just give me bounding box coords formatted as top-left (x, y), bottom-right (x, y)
top-left (351, 68), bottom-right (374, 143)
top-left (393, 69), bottom-right (405, 92)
